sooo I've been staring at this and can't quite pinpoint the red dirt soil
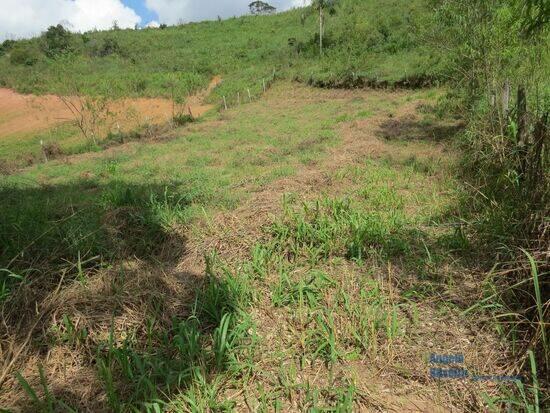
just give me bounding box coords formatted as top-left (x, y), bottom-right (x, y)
top-left (0, 76), bottom-right (222, 139)
top-left (0, 89), bottom-right (72, 138)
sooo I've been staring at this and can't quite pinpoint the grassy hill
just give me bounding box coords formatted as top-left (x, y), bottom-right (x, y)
top-left (0, 0), bottom-right (548, 411)
top-left (0, 0), bottom-right (432, 104)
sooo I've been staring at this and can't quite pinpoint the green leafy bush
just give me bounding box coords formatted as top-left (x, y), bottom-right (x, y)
top-left (9, 44), bottom-right (41, 66)
top-left (41, 24), bottom-right (73, 57)
top-left (0, 39), bottom-right (15, 57)
top-left (89, 37), bottom-right (124, 57)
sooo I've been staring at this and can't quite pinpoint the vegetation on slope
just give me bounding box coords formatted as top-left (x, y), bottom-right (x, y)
top-left (425, 0), bottom-right (549, 383)
top-left (0, 0), bottom-right (548, 410)
top-left (0, 0), bottom-right (432, 102)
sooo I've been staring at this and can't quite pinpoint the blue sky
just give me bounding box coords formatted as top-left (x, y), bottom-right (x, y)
top-left (122, 0), bottom-right (158, 25)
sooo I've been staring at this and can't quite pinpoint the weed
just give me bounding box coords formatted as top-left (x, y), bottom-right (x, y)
top-left (16, 365), bottom-right (76, 412)
top-left (270, 196), bottom-right (407, 263)
top-left (305, 383), bottom-right (356, 412)
top-left (194, 253), bottom-right (253, 327)
top-left (48, 314), bottom-right (88, 347)
top-left (173, 113), bottom-right (194, 127)
top-left (306, 310), bottom-right (340, 365)
top-left (272, 269), bottom-right (335, 308)
top-left (338, 280), bottom-right (399, 355)
top-left (0, 268), bottom-right (24, 302)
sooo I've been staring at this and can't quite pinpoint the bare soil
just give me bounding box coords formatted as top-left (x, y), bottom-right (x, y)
top-left (0, 76), bottom-right (222, 140)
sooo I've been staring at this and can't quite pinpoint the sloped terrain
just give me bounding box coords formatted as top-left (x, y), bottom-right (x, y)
top-left (0, 83), bottom-right (522, 411)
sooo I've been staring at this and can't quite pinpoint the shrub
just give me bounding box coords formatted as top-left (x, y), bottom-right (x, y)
top-left (0, 39), bottom-right (15, 57)
top-left (173, 113), bottom-right (194, 126)
top-left (9, 44), bottom-right (41, 66)
top-left (41, 24), bottom-right (73, 57)
top-left (90, 37), bottom-right (124, 57)
top-left (41, 142), bottom-right (64, 159)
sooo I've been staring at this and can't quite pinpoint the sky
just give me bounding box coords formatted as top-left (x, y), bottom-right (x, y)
top-left (0, 0), bottom-right (309, 41)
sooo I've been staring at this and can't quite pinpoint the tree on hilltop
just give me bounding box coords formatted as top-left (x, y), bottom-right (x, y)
top-left (249, 1), bottom-right (277, 15)
top-left (311, 0), bottom-right (337, 56)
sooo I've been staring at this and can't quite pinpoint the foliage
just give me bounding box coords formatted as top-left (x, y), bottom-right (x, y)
top-left (249, 1), bottom-right (276, 15)
top-left (94, 37), bottom-right (124, 57)
top-left (426, 0), bottom-right (549, 384)
top-left (518, 0), bottom-right (550, 35)
top-left (41, 25), bottom-right (73, 58)
top-left (0, 0), bottom-right (432, 98)
top-left (9, 43), bottom-right (41, 66)
top-left (0, 39), bottom-right (15, 57)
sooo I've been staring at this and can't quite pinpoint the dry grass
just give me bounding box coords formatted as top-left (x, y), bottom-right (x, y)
top-left (0, 83), bottom-right (532, 412)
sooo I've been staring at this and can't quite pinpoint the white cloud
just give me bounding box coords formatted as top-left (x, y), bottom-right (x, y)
top-left (144, 0), bottom-right (308, 26)
top-left (0, 0), bottom-right (141, 41)
top-left (145, 20), bottom-right (160, 28)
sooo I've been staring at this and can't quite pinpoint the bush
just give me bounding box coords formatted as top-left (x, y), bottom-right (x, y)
top-left (10, 44), bottom-right (41, 66)
top-left (173, 113), bottom-right (194, 126)
top-left (0, 39), bottom-right (15, 57)
top-left (90, 37), bottom-right (124, 57)
top-left (41, 24), bottom-right (73, 57)
top-left (41, 142), bottom-right (64, 159)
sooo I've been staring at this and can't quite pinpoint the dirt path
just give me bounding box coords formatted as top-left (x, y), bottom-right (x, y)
top-left (184, 75), bottom-right (222, 117)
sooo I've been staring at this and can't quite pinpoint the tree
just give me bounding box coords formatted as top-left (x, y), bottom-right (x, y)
top-left (41, 25), bottom-right (72, 58)
top-left (249, 1), bottom-right (276, 15)
top-left (311, 0), bottom-right (337, 56)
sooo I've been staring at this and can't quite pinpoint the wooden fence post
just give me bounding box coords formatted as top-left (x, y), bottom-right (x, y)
top-left (517, 86), bottom-right (527, 176)
top-left (502, 80), bottom-right (510, 117)
top-left (223, 96), bottom-right (227, 110)
top-left (40, 140), bottom-right (48, 162)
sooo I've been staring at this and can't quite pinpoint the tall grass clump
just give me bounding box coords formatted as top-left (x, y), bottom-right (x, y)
top-left (92, 254), bottom-right (255, 411)
top-left (269, 197), bottom-right (408, 263)
top-left (426, 0), bottom-right (549, 387)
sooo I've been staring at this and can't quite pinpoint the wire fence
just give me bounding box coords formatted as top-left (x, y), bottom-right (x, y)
top-left (221, 70), bottom-right (277, 110)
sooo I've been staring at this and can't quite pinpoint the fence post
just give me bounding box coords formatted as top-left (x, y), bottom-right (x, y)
top-left (501, 80), bottom-right (510, 117)
top-left (262, 79), bottom-right (266, 93)
top-left (223, 96), bottom-right (227, 110)
top-left (517, 86), bottom-right (527, 176)
top-left (40, 140), bottom-right (48, 163)
top-left (237, 92), bottom-right (241, 105)
top-left (247, 88), bottom-right (251, 102)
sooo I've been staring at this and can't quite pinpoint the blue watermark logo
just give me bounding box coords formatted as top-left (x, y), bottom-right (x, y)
top-left (429, 354), bottom-right (522, 382)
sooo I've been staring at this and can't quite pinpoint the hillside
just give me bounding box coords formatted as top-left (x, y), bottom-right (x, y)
top-left (0, 0), bottom-right (548, 411)
top-left (0, 0), bottom-right (431, 103)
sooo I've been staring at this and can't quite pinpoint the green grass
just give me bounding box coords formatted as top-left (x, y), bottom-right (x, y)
top-left (0, 83), bottom-right (380, 276)
top-left (0, 0), bottom-right (432, 102)
top-left (0, 122), bottom-right (82, 162)
top-left (3, 82), bottom-right (543, 411)
top-left (0, 1), bottom-right (548, 410)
